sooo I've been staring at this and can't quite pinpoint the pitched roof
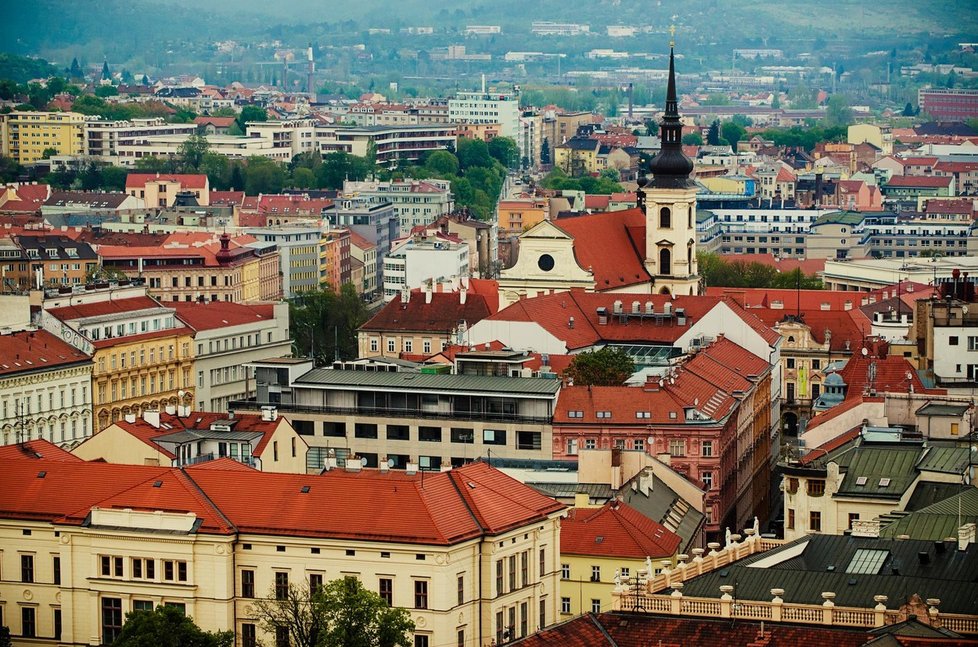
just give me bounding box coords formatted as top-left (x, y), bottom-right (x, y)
top-left (173, 301), bottom-right (276, 332)
top-left (46, 295), bottom-right (164, 321)
top-left (0, 329), bottom-right (92, 377)
top-left (837, 354), bottom-right (938, 399)
top-left (125, 174), bottom-right (208, 189)
top-left (44, 191), bottom-right (131, 208)
top-left (885, 176), bottom-right (953, 188)
top-left (0, 439), bottom-right (82, 462)
top-left (360, 291), bottom-right (492, 333)
top-left (209, 190), bottom-right (246, 206)
top-left (552, 208), bottom-right (652, 290)
top-left (186, 461), bottom-right (563, 544)
top-left (562, 501), bottom-right (681, 559)
top-left (484, 290), bottom-right (727, 351)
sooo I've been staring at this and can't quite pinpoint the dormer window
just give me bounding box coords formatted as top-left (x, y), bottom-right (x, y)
top-left (47, 248), bottom-right (58, 257)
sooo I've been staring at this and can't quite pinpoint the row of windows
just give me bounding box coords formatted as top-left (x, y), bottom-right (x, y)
top-left (97, 554), bottom-right (188, 583)
top-left (1, 386), bottom-right (84, 417)
top-left (566, 437), bottom-right (713, 458)
top-left (369, 337), bottom-right (446, 354)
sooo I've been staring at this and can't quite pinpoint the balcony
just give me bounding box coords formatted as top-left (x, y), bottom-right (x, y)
top-left (229, 399), bottom-right (551, 426)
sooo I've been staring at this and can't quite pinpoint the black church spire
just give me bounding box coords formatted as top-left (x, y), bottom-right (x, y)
top-left (646, 46), bottom-right (695, 189)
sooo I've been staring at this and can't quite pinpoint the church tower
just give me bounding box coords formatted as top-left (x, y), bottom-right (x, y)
top-left (642, 42), bottom-right (700, 296)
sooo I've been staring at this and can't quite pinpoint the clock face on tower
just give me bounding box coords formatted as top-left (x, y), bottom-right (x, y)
top-left (537, 254), bottom-right (555, 272)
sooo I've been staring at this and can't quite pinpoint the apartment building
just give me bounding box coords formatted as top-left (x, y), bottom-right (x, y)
top-left (323, 197), bottom-right (397, 282)
top-left (0, 111), bottom-right (85, 163)
top-left (0, 328), bottom-right (93, 447)
top-left (450, 90), bottom-right (524, 157)
top-left (236, 359), bottom-right (558, 472)
top-left (116, 133), bottom-right (291, 166)
top-left (6, 234), bottom-right (98, 290)
top-left (73, 408), bottom-right (307, 473)
top-left (97, 232), bottom-right (282, 303)
top-left (343, 178), bottom-right (454, 232)
top-left (245, 118), bottom-right (318, 157)
top-left (382, 234), bottom-right (470, 301)
top-left (125, 173), bottom-right (210, 208)
top-left (316, 124), bottom-right (457, 165)
top-left (173, 301), bottom-right (291, 412)
top-left (38, 284), bottom-right (195, 431)
top-left (245, 227), bottom-right (322, 297)
top-left (0, 450), bottom-right (564, 647)
top-left (320, 227), bottom-right (352, 291)
top-left (84, 117), bottom-right (197, 163)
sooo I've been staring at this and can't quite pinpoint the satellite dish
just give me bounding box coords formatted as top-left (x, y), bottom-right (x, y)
top-left (647, 436), bottom-right (655, 447)
top-left (906, 371), bottom-right (913, 381)
top-left (861, 348), bottom-right (869, 357)
top-left (694, 397), bottom-right (699, 406)
top-left (387, 458), bottom-right (395, 468)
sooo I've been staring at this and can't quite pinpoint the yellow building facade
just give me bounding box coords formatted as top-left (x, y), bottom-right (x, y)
top-left (559, 500), bottom-right (679, 618)
top-left (0, 455), bottom-right (564, 647)
top-left (0, 111), bottom-right (85, 163)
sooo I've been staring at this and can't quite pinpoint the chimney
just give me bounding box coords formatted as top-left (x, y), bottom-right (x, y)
top-left (959, 523), bottom-right (976, 551)
top-left (425, 283), bottom-right (432, 304)
top-left (124, 413), bottom-right (136, 424)
top-left (460, 288), bottom-right (467, 305)
top-left (142, 409), bottom-right (161, 428)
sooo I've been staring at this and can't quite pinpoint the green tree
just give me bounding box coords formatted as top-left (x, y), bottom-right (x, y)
top-left (487, 136), bottom-right (519, 169)
top-left (682, 132), bottom-right (703, 145)
top-left (456, 137), bottom-right (493, 170)
top-left (599, 167), bottom-right (621, 183)
top-left (251, 579), bottom-right (413, 647)
top-left (824, 95), bottom-right (853, 129)
top-left (0, 626), bottom-right (11, 647)
top-left (721, 120), bottom-right (747, 151)
top-left (100, 166), bottom-right (128, 191)
top-left (178, 134), bottom-right (210, 172)
top-left (707, 120), bottom-right (722, 146)
top-left (316, 152), bottom-right (373, 190)
top-left (566, 347), bottom-right (635, 386)
top-left (290, 284), bottom-right (368, 365)
top-left (540, 138), bottom-right (551, 165)
top-left (236, 105), bottom-right (268, 132)
top-left (902, 102), bottom-right (915, 117)
top-left (244, 157), bottom-right (286, 195)
top-left (292, 167), bottom-right (316, 189)
top-left (79, 161), bottom-right (103, 191)
top-left (95, 85), bottom-right (119, 97)
top-left (0, 155), bottom-right (23, 183)
top-left (200, 152), bottom-right (230, 189)
top-left (424, 150), bottom-right (459, 176)
top-left (41, 147), bottom-right (59, 160)
top-left (112, 604), bottom-right (232, 647)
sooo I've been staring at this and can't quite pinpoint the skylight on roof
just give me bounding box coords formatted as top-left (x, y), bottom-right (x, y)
top-left (845, 549), bottom-right (889, 575)
top-left (855, 476), bottom-right (868, 486)
top-left (879, 478), bottom-right (891, 487)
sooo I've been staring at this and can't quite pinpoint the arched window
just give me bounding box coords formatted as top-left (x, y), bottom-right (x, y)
top-left (660, 207), bottom-right (671, 228)
top-left (659, 247), bottom-right (672, 276)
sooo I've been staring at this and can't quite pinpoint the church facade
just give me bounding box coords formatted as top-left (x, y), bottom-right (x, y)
top-left (497, 47), bottom-right (701, 310)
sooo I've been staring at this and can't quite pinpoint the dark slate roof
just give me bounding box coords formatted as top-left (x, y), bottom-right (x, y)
top-left (676, 534), bottom-right (978, 615)
top-left (45, 191), bottom-right (130, 209)
top-left (916, 445), bottom-right (971, 474)
top-left (559, 137), bottom-right (601, 151)
top-left (623, 471), bottom-right (705, 553)
top-left (13, 234), bottom-right (98, 260)
top-left (905, 481), bottom-right (969, 512)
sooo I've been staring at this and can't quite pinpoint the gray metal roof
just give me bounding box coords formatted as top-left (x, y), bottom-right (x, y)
top-left (294, 368), bottom-right (561, 396)
top-left (623, 472), bottom-right (705, 553)
top-left (915, 402), bottom-right (971, 417)
top-left (677, 534), bottom-right (978, 615)
top-left (529, 482), bottom-right (615, 500)
top-left (881, 488), bottom-right (978, 542)
top-left (153, 429), bottom-right (262, 444)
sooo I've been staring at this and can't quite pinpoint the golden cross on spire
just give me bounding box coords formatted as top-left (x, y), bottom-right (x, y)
top-left (669, 24), bottom-right (676, 48)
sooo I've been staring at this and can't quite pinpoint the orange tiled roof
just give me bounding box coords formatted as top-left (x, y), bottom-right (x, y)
top-left (562, 501), bottom-right (681, 559)
top-left (361, 291), bottom-right (492, 333)
top-left (173, 301), bottom-right (276, 332)
top-left (46, 296), bottom-right (162, 321)
top-left (0, 329), bottom-right (91, 377)
top-left (551, 207), bottom-right (651, 290)
top-left (0, 439), bottom-right (82, 462)
top-left (125, 174), bottom-right (208, 189)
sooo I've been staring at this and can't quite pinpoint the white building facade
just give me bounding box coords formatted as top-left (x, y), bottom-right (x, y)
top-left (382, 237), bottom-right (470, 301)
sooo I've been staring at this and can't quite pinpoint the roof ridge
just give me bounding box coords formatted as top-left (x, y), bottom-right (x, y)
top-left (587, 613), bottom-right (621, 646)
top-left (176, 469), bottom-right (238, 534)
top-left (447, 469), bottom-right (488, 535)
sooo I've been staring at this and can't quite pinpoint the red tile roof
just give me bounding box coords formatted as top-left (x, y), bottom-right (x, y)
top-left (886, 176), bottom-right (953, 188)
top-left (258, 194), bottom-right (333, 215)
top-left (553, 208), bottom-right (652, 290)
top-left (360, 291), bottom-right (492, 333)
top-left (0, 439), bottom-right (82, 462)
top-left (125, 174), bottom-right (208, 189)
top-left (209, 190), bottom-right (246, 206)
top-left (512, 612), bottom-right (870, 647)
top-left (348, 230), bottom-right (376, 250)
top-left (837, 354), bottom-right (940, 399)
top-left (46, 295), bottom-right (162, 321)
top-left (173, 301), bottom-right (276, 332)
top-left (485, 290), bottom-right (725, 351)
top-left (110, 419), bottom-right (178, 459)
top-left (562, 501), bottom-right (681, 559)
top-left (185, 460), bottom-right (564, 543)
top-left (90, 326), bottom-right (194, 350)
top-left (193, 116), bottom-right (236, 127)
top-left (0, 329), bottom-right (91, 377)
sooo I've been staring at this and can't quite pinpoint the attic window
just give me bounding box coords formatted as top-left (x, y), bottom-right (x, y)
top-left (846, 549), bottom-right (889, 575)
top-left (855, 476), bottom-right (868, 486)
top-left (152, 480), bottom-right (163, 488)
top-left (567, 410), bottom-right (584, 419)
top-left (300, 485), bottom-right (311, 493)
top-left (635, 411), bottom-right (651, 419)
top-left (878, 478), bottom-right (891, 488)
top-left (595, 536), bottom-right (604, 544)
top-left (37, 471), bottom-right (46, 479)
top-left (596, 411), bottom-right (612, 419)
